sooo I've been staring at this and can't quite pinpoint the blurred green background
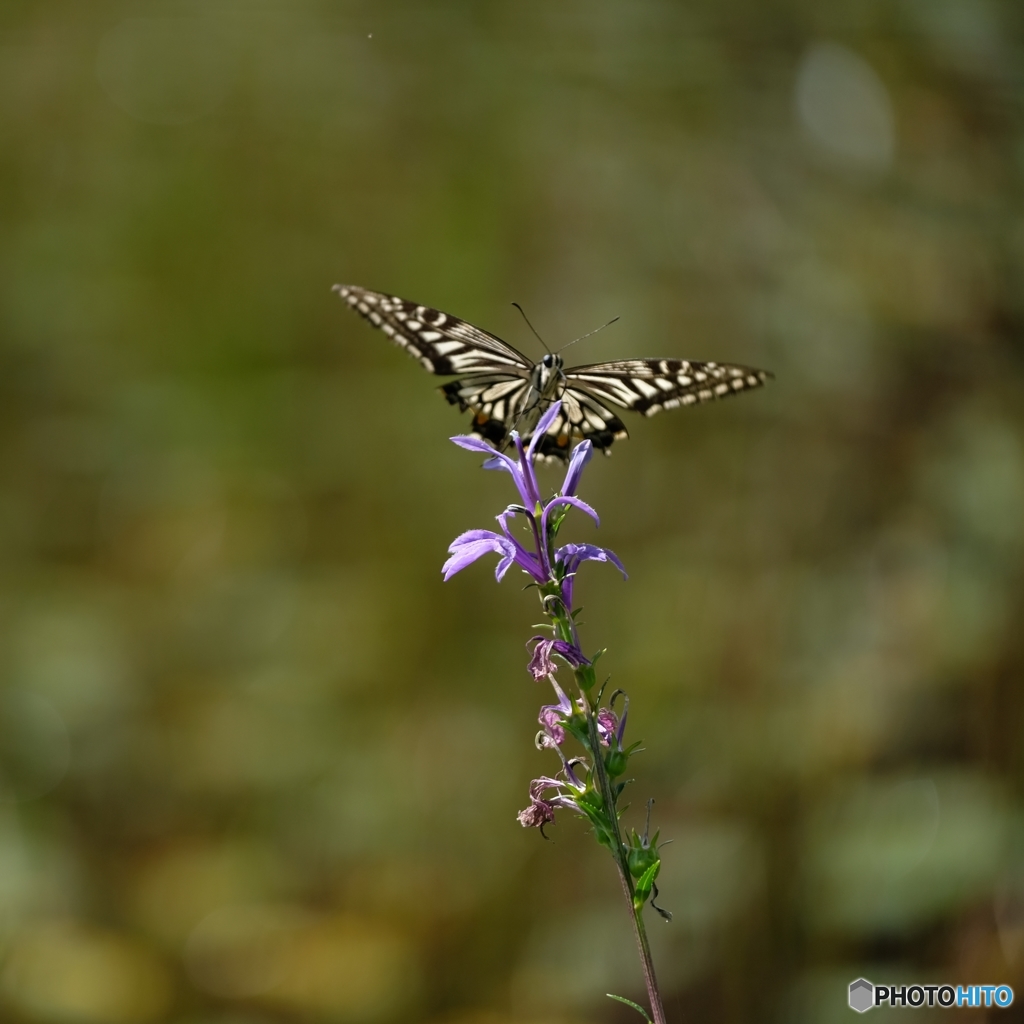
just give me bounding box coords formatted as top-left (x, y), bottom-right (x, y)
top-left (2, 2), bottom-right (1024, 1022)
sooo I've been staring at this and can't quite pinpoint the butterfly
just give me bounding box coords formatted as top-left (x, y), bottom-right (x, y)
top-left (334, 284), bottom-right (772, 461)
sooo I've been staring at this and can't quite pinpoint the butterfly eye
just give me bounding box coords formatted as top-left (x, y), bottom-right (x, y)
top-left (542, 354), bottom-right (555, 368)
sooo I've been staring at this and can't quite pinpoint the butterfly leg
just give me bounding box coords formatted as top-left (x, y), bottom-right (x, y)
top-left (497, 385), bottom-right (544, 453)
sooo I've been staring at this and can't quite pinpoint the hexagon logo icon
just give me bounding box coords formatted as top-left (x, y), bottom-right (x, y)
top-left (849, 978), bottom-right (874, 1013)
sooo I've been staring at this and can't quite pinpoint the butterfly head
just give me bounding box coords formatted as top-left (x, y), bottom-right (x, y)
top-left (534, 353), bottom-right (565, 398)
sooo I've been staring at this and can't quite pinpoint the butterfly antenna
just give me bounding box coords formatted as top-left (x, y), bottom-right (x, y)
top-left (512, 302), bottom-right (552, 355)
top-left (556, 316), bottom-right (620, 355)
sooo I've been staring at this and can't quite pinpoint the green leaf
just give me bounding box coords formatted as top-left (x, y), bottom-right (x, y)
top-left (606, 993), bottom-right (653, 1023)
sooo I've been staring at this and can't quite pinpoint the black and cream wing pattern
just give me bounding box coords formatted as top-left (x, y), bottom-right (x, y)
top-left (334, 284), bottom-right (771, 461)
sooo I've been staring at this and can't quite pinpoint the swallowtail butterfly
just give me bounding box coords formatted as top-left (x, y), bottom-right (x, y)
top-left (334, 284), bottom-right (771, 461)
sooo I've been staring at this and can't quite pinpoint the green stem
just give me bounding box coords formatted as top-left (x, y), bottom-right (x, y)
top-left (541, 550), bottom-right (666, 1022)
top-left (582, 688), bottom-right (667, 1024)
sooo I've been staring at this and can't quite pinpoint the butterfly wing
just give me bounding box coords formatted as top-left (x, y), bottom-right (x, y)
top-left (439, 374), bottom-right (537, 446)
top-left (335, 285), bottom-right (773, 461)
top-left (335, 284), bottom-right (536, 444)
top-left (531, 387), bottom-right (629, 461)
top-left (334, 284), bottom-right (531, 375)
top-left (566, 359), bottom-right (772, 416)
top-left (527, 358), bottom-right (772, 461)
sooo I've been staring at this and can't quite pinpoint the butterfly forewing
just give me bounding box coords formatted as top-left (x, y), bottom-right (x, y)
top-left (333, 284), bottom-right (531, 375)
top-left (566, 359), bottom-right (772, 417)
top-left (334, 284), bottom-right (772, 460)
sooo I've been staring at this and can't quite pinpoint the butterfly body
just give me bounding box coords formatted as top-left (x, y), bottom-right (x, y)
top-left (334, 284), bottom-right (770, 461)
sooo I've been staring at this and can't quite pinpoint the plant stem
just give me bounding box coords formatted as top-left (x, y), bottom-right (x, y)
top-left (583, 687), bottom-right (668, 1024)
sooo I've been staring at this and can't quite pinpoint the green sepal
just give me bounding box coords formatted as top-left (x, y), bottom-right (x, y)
top-left (575, 802), bottom-right (618, 852)
top-left (605, 748), bottom-right (629, 777)
top-left (548, 503), bottom-right (570, 535)
top-left (627, 828), bottom-right (661, 879)
top-left (575, 662), bottom-right (597, 692)
top-left (563, 715), bottom-right (591, 749)
top-left (632, 860), bottom-right (661, 910)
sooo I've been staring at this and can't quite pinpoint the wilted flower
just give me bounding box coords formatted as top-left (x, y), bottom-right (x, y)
top-left (535, 674), bottom-right (576, 746)
top-left (516, 790), bottom-right (556, 830)
top-left (597, 707), bottom-right (618, 746)
top-left (517, 766), bottom-right (587, 834)
top-left (539, 707), bottom-right (566, 745)
top-left (527, 636), bottom-right (586, 681)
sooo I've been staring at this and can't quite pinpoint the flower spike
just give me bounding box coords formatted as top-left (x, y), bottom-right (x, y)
top-left (445, 409), bottom-right (667, 1020)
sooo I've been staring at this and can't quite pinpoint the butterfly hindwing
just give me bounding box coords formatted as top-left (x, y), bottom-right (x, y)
top-left (440, 374), bottom-right (534, 446)
top-left (530, 388), bottom-right (629, 461)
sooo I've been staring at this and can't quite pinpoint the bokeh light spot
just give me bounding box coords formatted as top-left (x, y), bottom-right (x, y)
top-left (795, 42), bottom-right (896, 171)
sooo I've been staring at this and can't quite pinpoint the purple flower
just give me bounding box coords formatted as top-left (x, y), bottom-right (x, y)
top-left (562, 438), bottom-right (593, 497)
top-left (442, 517), bottom-right (545, 583)
top-left (451, 403), bottom-right (563, 510)
top-left (445, 404), bottom-right (627, 613)
top-left (450, 401), bottom-right (594, 503)
top-left (556, 542), bottom-right (628, 612)
top-left (541, 493), bottom-right (600, 539)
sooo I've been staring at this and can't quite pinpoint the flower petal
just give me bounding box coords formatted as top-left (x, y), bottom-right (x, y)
top-left (450, 434), bottom-right (499, 455)
top-left (469, 436), bottom-right (536, 508)
top-left (539, 708), bottom-right (566, 745)
top-left (528, 638), bottom-right (558, 680)
top-left (541, 495), bottom-right (600, 539)
top-left (448, 528), bottom-right (505, 551)
top-left (561, 440), bottom-right (593, 497)
top-left (526, 401), bottom-right (563, 462)
top-left (596, 708), bottom-right (620, 747)
top-left (508, 431), bottom-right (541, 507)
top-left (517, 799), bottom-right (556, 829)
top-left (556, 542), bottom-right (628, 579)
top-left (542, 673), bottom-right (575, 715)
top-left (442, 534), bottom-right (516, 580)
